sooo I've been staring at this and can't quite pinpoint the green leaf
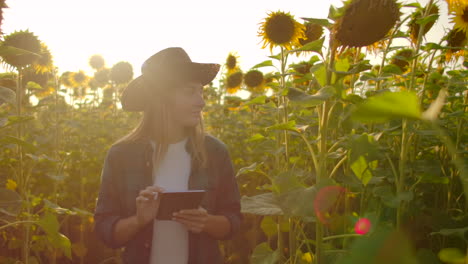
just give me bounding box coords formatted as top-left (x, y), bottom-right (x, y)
top-left (0, 188), bottom-right (22, 217)
top-left (250, 242), bottom-right (279, 264)
top-left (431, 227), bottom-right (468, 241)
top-left (266, 120), bottom-right (299, 132)
top-left (37, 212), bottom-right (60, 235)
top-left (416, 14), bottom-right (439, 26)
top-left (278, 186), bottom-right (317, 219)
top-left (336, 229), bottom-right (419, 264)
top-left (382, 64), bottom-right (403, 75)
top-left (241, 192), bottom-right (283, 215)
top-left (260, 216), bottom-right (277, 237)
top-left (290, 37), bottom-right (325, 54)
top-left (37, 212), bottom-right (72, 259)
top-left (0, 86), bottom-right (15, 105)
top-left (0, 45), bottom-right (41, 58)
top-left (438, 248), bottom-right (466, 264)
top-left (0, 135), bottom-right (37, 152)
top-left (246, 133), bottom-right (265, 142)
top-left (287, 86), bottom-right (335, 107)
top-left (252, 60), bottom-right (273, 69)
top-left (352, 91), bottom-right (422, 123)
top-left (236, 162), bottom-right (262, 177)
top-left (351, 156), bottom-right (374, 186)
top-left (419, 174), bottom-right (449, 184)
top-left (244, 95), bottom-right (267, 106)
top-left (313, 63), bottom-right (327, 86)
top-left (43, 199), bottom-right (74, 215)
top-left (1, 115), bottom-right (35, 129)
top-left (301, 17), bottom-right (331, 27)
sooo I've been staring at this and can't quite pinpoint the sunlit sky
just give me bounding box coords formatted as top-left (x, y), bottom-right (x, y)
top-left (2, 0), bottom-right (451, 78)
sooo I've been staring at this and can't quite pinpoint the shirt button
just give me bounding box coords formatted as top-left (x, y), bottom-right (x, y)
top-left (144, 242), bottom-right (150, 248)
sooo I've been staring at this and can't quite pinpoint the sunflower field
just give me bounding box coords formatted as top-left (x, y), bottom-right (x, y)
top-left (1, 0), bottom-right (467, 263)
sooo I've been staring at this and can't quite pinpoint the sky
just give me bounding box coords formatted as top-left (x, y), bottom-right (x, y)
top-left (2, 0), bottom-right (451, 78)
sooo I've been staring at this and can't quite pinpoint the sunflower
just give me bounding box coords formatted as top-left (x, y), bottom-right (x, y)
top-left (298, 22), bottom-right (323, 46)
top-left (225, 71), bottom-right (243, 94)
top-left (259, 11), bottom-right (305, 52)
top-left (94, 68), bottom-right (110, 86)
top-left (390, 49), bottom-right (414, 72)
top-left (445, 0), bottom-right (468, 12)
top-left (244, 70), bottom-right (264, 94)
top-left (1, 30), bottom-right (41, 68)
top-left (334, 0), bottom-right (400, 47)
top-left (445, 27), bottom-right (467, 61)
top-left (110, 61), bottom-right (133, 85)
top-left (70, 70), bottom-right (88, 88)
top-left (60, 71), bottom-right (73, 88)
top-left (408, 4), bottom-right (440, 44)
top-left (0, 0), bottom-right (8, 35)
top-left (449, 1), bottom-right (468, 34)
top-left (33, 43), bottom-right (54, 74)
top-left (89, 54), bottom-right (105, 70)
top-left (225, 52), bottom-right (239, 74)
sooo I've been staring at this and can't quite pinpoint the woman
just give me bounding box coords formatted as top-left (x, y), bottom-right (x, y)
top-left (94, 47), bottom-right (242, 264)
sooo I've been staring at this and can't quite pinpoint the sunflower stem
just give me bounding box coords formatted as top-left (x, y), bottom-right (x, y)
top-left (397, 0), bottom-right (435, 230)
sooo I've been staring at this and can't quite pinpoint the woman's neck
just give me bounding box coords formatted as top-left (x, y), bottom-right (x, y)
top-left (167, 123), bottom-right (187, 144)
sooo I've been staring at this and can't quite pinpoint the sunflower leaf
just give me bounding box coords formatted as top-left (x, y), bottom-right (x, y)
top-left (301, 17), bottom-right (331, 27)
top-left (415, 14), bottom-right (439, 27)
top-left (252, 60), bottom-right (273, 69)
top-left (287, 86), bottom-right (335, 107)
top-left (0, 86), bottom-right (15, 106)
top-left (352, 91), bottom-right (422, 123)
top-left (290, 37), bottom-right (325, 54)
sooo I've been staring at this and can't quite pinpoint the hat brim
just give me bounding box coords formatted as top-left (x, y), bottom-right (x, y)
top-left (121, 62), bottom-right (220, 112)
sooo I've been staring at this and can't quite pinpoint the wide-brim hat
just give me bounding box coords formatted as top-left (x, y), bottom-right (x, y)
top-left (121, 47), bottom-right (220, 112)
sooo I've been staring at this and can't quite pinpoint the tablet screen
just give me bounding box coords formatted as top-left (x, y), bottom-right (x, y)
top-left (156, 190), bottom-right (206, 220)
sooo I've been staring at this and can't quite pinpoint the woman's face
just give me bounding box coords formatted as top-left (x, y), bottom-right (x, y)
top-left (167, 81), bottom-right (205, 129)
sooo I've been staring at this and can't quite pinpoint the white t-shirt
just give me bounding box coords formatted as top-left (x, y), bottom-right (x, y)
top-left (149, 138), bottom-right (191, 264)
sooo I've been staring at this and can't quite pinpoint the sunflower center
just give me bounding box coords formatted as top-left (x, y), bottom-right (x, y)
top-left (265, 14), bottom-right (295, 44)
top-left (227, 55), bottom-right (237, 70)
top-left (463, 7), bottom-right (468, 22)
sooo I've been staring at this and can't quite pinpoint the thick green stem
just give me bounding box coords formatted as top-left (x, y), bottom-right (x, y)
top-left (289, 218), bottom-right (296, 263)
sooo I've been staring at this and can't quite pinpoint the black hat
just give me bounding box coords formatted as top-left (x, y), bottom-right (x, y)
top-left (121, 47), bottom-right (220, 112)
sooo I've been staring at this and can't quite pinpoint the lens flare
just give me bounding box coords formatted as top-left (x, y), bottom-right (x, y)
top-left (354, 218), bottom-right (371, 235)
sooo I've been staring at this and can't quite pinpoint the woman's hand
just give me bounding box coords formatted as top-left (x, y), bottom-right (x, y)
top-left (172, 207), bottom-right (209, 233)
top-left (135, 186), bottom-right (165, 228)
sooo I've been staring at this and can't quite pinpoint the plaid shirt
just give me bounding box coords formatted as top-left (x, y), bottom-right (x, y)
top-left (94, 135), bottom-right (242, 264)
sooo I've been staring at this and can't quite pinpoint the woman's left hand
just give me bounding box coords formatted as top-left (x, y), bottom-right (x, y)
top-left (172, 207), bottom-right (209, 233)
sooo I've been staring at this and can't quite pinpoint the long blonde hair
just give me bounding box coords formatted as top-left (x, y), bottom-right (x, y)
top-left (116, 85), bottom-right (207, 170)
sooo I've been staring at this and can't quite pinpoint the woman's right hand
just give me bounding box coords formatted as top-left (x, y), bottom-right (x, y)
top-left (135, 186), bottom-right (165, 228)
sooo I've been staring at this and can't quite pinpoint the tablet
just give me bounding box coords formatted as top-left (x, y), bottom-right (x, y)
top-left (156, 190), bottom-right (206, 220)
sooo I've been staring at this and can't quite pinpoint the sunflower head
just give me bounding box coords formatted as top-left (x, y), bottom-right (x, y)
top-left (1, 30), bottom-right (41, 68)
top-left (445, 27), bottom-right (467, 61)
top-left (225, 71), bottom-right (243, 94)
top-left (299, 22), bottom-right (324, 46)
top-left (94, 68), bottom-right (110, 86)
top-left (334, 0), bottom-right (400, 47)
top-left (110, 61), bottom-right (133, 85)
top-left (33, 43), bottom-right (54, 74)
top-left (70, 70), bottom-right (88, 88)
top-left (225, 53), bottom-right (239, 74)
top-left (390, 49), bottom-right (414, 72)
top-left (259, 11), bottom-right (305, 52)
top-left (450, 1), bottom-right (468, 34)
top-left (89, 54), bottom-right (105, 70)
top-left (244, 70), bottom-right (264, 94)
top-left (408, 4), bottom-right (439, 44)
top-left (60, 71), bottom-right (73, 88)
